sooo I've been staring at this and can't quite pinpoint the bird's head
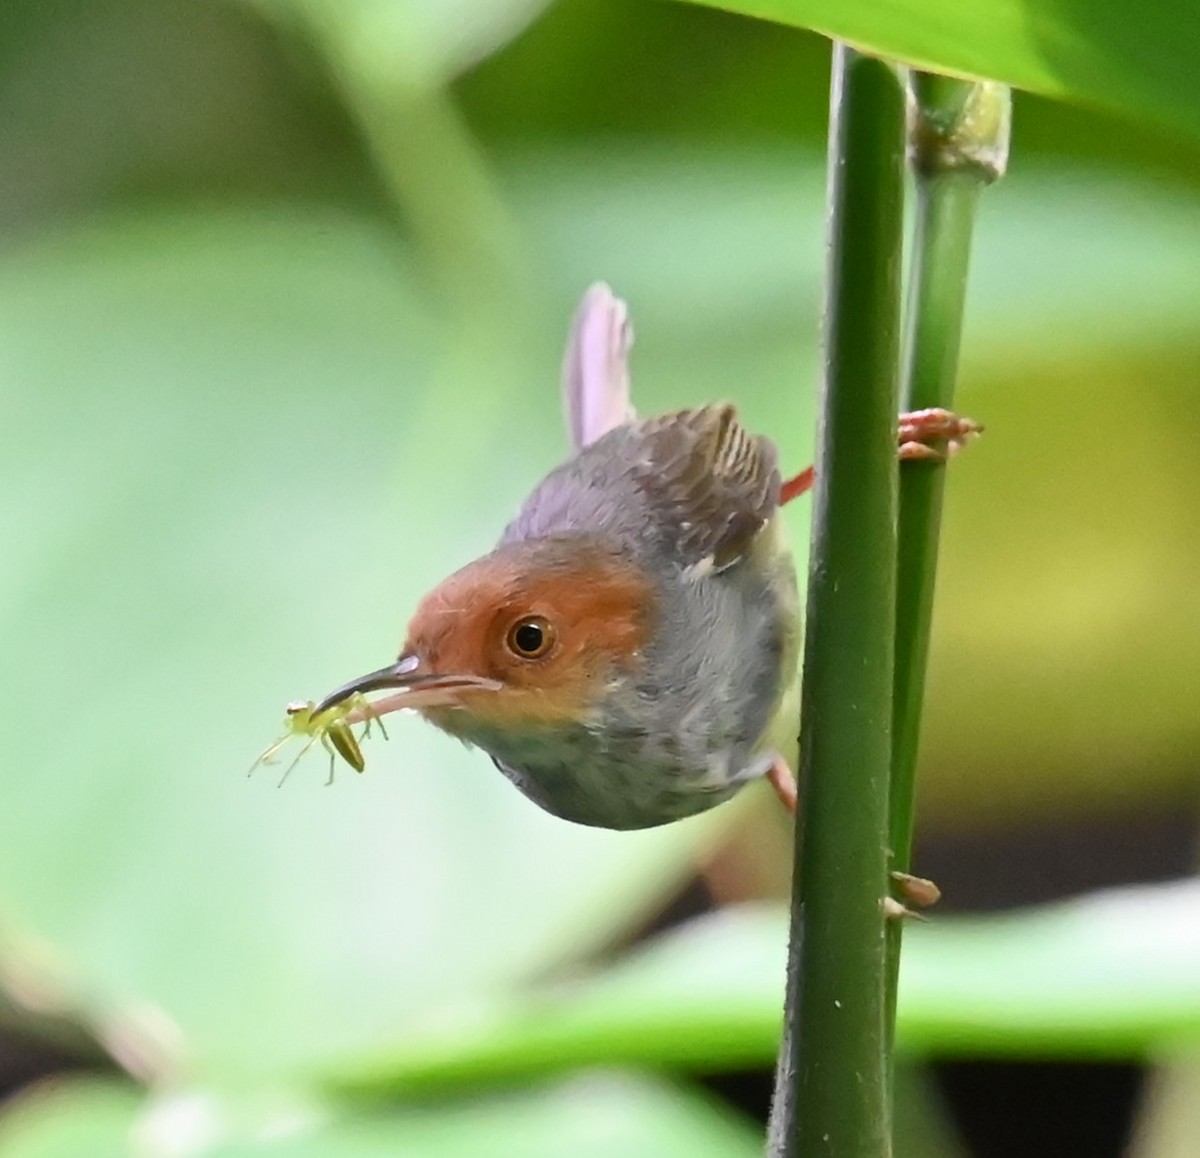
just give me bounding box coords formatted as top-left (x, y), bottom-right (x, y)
top-left (315, 536), bottom-right (654, 735)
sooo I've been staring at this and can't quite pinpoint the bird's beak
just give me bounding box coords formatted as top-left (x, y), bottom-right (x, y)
top-left (313, 653), bottom-right (501, 718)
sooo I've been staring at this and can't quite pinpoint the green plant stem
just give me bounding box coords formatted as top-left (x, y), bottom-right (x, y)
top-left (887, 178), bottom-right (980, 881)
top-left (329, 70), bottom-right (523, 316)
top-left (885, 75), bottom-right (1011, 1054)
top-left (268, 4), bottom-right (534, 471)
top-left (266, 5), bottom-right (525, 322)
top-left (769, 44), bottom-right (905, 1158)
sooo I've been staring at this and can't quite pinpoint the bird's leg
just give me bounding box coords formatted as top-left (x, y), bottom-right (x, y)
top-left (766, 754), bottom-right (798, 814)
top-left (759, 760), bottom-right (940, 917)
top-left (779, 408), bottom-right (982, 506)
top-left (779, 466), bottom-right (815, 506)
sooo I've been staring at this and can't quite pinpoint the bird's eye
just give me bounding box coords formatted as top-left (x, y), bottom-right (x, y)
top-left (506, 615), bottom-right (556, 659)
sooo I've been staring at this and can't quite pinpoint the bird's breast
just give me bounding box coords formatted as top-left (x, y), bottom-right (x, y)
top-left (442, 697), bottom-right (761, 830)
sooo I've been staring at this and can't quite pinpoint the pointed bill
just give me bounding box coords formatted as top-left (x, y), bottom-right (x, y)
top-left (313, 656), bottom-right (501, 719)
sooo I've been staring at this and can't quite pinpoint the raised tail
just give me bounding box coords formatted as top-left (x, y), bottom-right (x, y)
top-left (561, 282), bottom-right (637, 451)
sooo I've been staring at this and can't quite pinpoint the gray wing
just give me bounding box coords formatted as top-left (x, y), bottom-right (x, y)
top-left (633, 405), bottom-right (782, 569)
top-left (503, 403), bottom-right (782, 572)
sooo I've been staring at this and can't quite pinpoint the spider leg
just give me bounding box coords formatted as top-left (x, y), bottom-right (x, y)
top-left (318, 732), bottom-right (342, 786)
top-left (247, 733), bottom-right (290, 778)
top-left (277, 734), bottom-right (319, 788)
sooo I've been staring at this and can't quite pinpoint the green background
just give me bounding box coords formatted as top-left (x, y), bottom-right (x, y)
top-left (1, 0), bottom-right (1198, 1153)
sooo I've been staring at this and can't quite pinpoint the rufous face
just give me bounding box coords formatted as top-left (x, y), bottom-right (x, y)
top-left (402, 537), bottom-right (654, 729)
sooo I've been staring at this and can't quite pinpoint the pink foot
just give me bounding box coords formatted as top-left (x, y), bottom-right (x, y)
top-left (898, 407), bottom-right (982, 462)
top-left (767, 755), bottom-right (798, 814)
top-left (780, 409), bottom-right (981, 505)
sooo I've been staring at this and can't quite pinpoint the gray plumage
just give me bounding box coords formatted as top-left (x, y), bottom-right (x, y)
top-left (457, 402), bottom-right (801, 829)
top-left (394, 285), bottom-right (802, 829)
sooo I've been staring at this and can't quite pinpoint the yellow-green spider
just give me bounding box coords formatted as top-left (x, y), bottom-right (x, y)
top-left (248, 694), bottom-right (387, 786)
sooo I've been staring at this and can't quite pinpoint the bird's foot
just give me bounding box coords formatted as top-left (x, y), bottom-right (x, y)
top-left (898, 407), bottom-right (982, 462)
top-left (885, 870), bottom-right (943, 921)
top-left (892, 870), bottom-right (941, 908)
top-left (779, 409), bottom-right (981, 506)
top-left (884, 897), bottom-right (925, 921)
top-left (766, 754), bottom-right (798, 814)
top-left (762, 762), bottom-right (943, 920)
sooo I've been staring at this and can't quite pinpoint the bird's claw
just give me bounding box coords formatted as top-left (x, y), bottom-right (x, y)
top-left (884, 897), bottom-right (927, 921)
top-left (898, 407), bottom-right (982, 462)
top-left (891, 870), bottom-right (942, 909)
top-left (885, 870), bottom-right (942, 921)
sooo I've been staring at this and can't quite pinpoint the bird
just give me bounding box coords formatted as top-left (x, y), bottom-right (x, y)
top-left (313, 284), bottom-right (978, 831)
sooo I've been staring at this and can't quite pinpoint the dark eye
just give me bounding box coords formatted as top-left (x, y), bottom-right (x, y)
top-left (506, 615), bottom-right (556, 659)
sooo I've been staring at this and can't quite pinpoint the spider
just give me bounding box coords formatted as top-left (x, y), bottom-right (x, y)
top-left (248, 693), bottom-right (387, 787)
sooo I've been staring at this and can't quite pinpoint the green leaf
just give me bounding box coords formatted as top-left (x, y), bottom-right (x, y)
top-left (0, 1081), bottom-right (141, 1158)
top-left (336, 883), bottom-right (1200, 1093)
top-left (0, 1076), bottom-right (762, 1158)
top-left (901, 882), bottom-right (1200, 1056)
top-left (673, 0), bottom-right (1200, 143)
top-left (247, 0), bottom-right (555, 89)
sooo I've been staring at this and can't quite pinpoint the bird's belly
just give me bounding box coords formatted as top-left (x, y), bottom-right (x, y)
top-left (487, 729), bottom-right (761, 831)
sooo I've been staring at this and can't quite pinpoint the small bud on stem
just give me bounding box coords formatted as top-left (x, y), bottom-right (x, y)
top-left (907, 74), bottom-right (1012, 183)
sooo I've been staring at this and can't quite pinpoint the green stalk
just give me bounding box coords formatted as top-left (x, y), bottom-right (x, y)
top-left (257, 2), bottom-right (533, 478)
top-left (884, 76), bottom-right (1011, 1046)
top-left (769, 44), bottom-right (905, 1158)
top-left (259, 3), bottom-right (524, 321)
top-left (323, 68), bottom-right (523, 317)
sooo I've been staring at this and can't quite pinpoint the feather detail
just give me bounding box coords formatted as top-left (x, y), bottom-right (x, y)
top-left (628, 404), bottom-right (782, 571)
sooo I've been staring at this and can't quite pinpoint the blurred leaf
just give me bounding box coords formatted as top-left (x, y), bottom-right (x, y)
top-left (902, 881), bottom-right (1200, 1055)
top-left (1128, 1056), bottom-right (1200, 1158)
top-left (893, 1063), bottom-right (971, 1158)
top-left (336, 883), bottom-right (1200, 1093)
top-left (503, 148), bottom-right (1200, 353)
top-left (0, 207), bottom-right (731, 1082)
top-left (0, 1081), bottom-right (140, 1158)
top-left (675, 0), bottom-right (1200, 143)
top-left (248, 0), bottom-right (537, 320)
top-left (248, 0), bottom-right (555, 89)
top-left (0, 1075), bottom-right (762, 1158)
